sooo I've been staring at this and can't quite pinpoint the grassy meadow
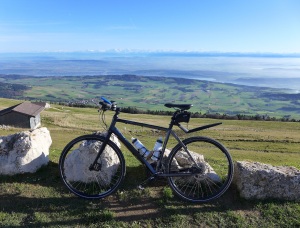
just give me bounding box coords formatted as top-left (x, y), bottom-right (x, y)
top-left (0, 97), bottom-right (300, 227)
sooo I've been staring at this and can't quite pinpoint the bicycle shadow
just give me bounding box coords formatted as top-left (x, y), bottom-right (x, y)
top-left (0, 161), bottom-right (292, 226)
top-left (0, 161), bottom-right (161, 226)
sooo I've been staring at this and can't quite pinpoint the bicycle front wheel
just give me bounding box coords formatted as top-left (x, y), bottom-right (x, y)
top-left (167, 137), bottom-right (233, 203)
top-left (59, 134), bottom-right (126, 199)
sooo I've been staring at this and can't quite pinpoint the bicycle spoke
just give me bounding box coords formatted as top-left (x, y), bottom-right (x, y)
top-left (59, 135), bottom-right (125, 199)
top-left (167, 137), bottom-right (233, 202)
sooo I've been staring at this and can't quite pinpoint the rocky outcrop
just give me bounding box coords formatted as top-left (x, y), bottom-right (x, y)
top-left (63, 134), bottom-right (120, 186)
top-left (234, 161), bottom-right (300, 201)
top-left (0, 127), bottom-right (52, 175)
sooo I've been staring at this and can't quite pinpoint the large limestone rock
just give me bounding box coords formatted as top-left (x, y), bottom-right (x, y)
top-left (162, 149), bottom-right (221, 183)
top-left (234, 161), bottom-right (300, 201)
top-left (63, 134), bottom-right (120, 186)
top-left (0, 127), bottom-right (52, 175)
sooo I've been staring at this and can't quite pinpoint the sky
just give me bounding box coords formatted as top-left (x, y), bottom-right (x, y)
top-left (0, 0), bottom-right (300, 53)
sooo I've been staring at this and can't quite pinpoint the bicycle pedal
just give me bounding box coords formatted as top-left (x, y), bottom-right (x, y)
top-left (137, 176), bottom-right (155, 190)
top-left (137, 185), bottom-right (145, 190)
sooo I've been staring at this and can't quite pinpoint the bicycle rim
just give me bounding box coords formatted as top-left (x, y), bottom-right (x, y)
top-left (167, 137), bottom-right (233, 202)
top-left (59, 135), bottom-right (126, 199)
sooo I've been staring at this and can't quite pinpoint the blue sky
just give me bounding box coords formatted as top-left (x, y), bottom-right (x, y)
top-left (0, 0), bottom-right (300, 53)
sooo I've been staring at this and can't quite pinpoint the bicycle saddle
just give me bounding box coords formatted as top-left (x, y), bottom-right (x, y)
top-left (164, 103), bottom-right (193, 110)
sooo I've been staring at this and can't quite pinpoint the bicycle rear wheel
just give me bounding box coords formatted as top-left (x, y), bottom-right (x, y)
top-left (59, 134), bottom-right (126, 199)
top-left (167, 137), bottom-right (233, 202)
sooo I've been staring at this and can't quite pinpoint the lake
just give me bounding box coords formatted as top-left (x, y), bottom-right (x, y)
top-left (0, 52), bottom-right (299, 90)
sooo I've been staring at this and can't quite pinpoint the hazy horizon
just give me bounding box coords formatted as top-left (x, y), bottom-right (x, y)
top-left (0, 52), bottom-right (299, 92)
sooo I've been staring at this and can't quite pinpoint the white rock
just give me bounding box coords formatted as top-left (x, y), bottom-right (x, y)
top-left (0, 127), bottom-right (52, 175)
top-left (163, 149), bottom-right (221, 183)
top-left (233, 161), bottom-right (300, 201)
top-left (63, 134), bottom-right (120, 186)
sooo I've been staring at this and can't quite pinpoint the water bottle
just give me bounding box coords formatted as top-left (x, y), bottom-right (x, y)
top-left (131, 138), bottom-right (151, 158)
top-left (151, 137), bottom-right (163, 162)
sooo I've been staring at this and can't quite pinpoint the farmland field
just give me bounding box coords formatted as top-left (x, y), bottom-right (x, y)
top-left (1, 74), bottom-right (300, 120)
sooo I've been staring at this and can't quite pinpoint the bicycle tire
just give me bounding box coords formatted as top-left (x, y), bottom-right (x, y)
top-left (59, 134), bottom-right (126, 199)
top-left (167, 136), bottom-right (233, 203)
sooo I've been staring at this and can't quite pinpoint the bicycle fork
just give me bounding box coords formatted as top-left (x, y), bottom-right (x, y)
top-left (89, 132), bottom-right (113, 171)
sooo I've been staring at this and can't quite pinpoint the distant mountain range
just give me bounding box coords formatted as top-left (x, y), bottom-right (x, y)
top-left (1, 51), bottom-right (300, 60)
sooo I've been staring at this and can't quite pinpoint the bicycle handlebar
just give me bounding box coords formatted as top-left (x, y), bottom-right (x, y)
top-left (101, 96), bottom-right (112, 105)
top-left (99, 96), bottom-right (192, 115)
top-left (99, 96), bottom-right (117, 111)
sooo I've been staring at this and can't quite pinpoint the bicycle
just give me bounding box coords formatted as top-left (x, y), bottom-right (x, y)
top-left (59, 97), bottom-right (234, 203)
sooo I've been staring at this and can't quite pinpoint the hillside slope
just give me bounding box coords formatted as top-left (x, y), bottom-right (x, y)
top-left (0, 99), bottom-right (300, 227)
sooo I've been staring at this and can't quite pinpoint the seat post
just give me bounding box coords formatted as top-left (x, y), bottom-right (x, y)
top-left (170, 110), bottom-right (180, 126)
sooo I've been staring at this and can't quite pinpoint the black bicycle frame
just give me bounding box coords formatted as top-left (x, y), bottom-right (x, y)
top-left (90, 109), bottom-right (222, 177)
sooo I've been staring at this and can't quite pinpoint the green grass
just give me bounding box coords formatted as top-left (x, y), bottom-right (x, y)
top-left (1, 98), bottom-right (300, 227)
top-left (0, 97), bottom-right (22, 108)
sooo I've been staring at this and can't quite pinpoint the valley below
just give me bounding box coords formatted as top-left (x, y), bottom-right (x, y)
top-left (0, 73), bottom-right (300, 120)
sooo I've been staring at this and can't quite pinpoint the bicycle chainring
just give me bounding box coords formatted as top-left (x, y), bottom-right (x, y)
top-left (90, 162), bottom-right (102, 171)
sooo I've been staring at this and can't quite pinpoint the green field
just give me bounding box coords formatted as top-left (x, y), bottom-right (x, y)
top-left (1, 74), bottom-right (300, 120)
top-left (1, 98), bottom-right (300, 227)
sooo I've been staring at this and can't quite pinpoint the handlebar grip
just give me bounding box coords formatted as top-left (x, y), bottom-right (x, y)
top-left (100, 96), bottom-right (117, 111)
top-left (101, 96), bottom-right (112, 105)
top-left (99, 101), bottom-right (111, 110)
